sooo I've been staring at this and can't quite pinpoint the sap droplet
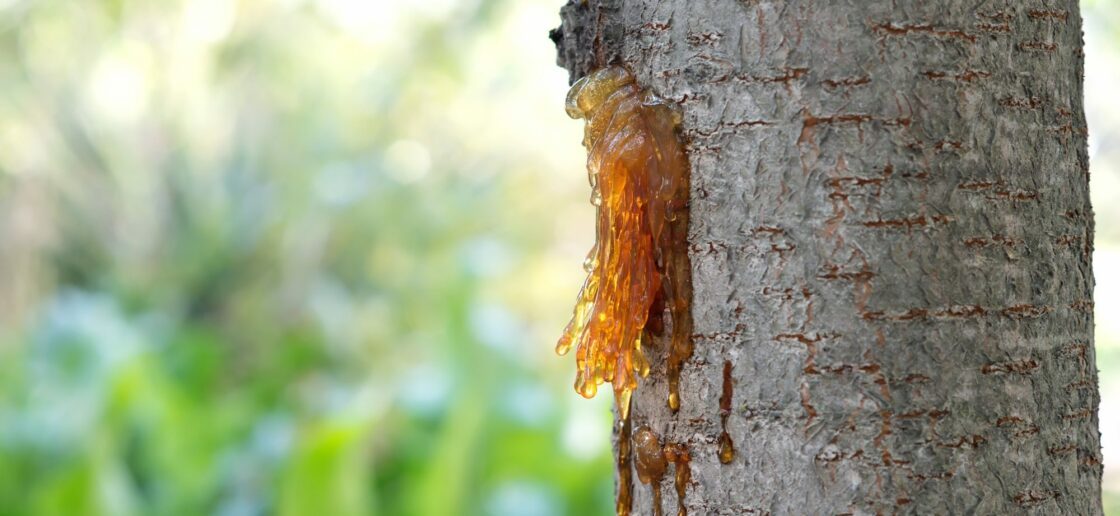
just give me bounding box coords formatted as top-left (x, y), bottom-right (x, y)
top-left (718, 432), bottom-right (735, 464)
top-left (633, 426), bottom-right (666, 516)
top-left (576, 376), bottom-right (597, 398)
top-left (582, 255), bottom-right (598, 273)
top-left (633, 346), bottom-right (651, 377)
top-left (616, 387), bottom-right (632, 421)
top-left (633, 426), bottom-right (667, 483)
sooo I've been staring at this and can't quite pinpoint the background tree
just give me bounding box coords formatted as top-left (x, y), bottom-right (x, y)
top-left (552, 0), bottom-right (1103, 513)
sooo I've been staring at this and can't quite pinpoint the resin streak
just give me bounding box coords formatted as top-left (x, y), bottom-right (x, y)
top-left (633, 426), bottom-right (667, 516)
top-left (556, 66), bottom-right (693, 417)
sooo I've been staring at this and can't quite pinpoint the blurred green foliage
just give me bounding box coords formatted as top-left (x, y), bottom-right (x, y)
top-left (0, 0), bottom-right (611, 515)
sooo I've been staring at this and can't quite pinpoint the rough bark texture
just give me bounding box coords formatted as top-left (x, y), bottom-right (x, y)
top-left (552, 0), bottom-right (1102, 514)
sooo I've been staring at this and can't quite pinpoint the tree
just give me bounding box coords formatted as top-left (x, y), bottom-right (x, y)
top-left (551, 0), bottom-right (1102, 513)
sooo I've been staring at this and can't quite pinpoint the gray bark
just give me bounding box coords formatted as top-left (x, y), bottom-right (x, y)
top-left (552, 1), bottom-right (1102, 514)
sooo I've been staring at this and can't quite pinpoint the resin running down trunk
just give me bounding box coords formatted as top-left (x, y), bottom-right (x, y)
top-left (556, 66), bottom-right (694, 418)
top-left (552, 0), bottom-right (1101, 514)
top-left (556, 66), bottom-right (695, 516)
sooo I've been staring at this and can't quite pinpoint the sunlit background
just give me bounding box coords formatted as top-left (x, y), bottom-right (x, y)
top-left (0, 0), bottom-right (1115, 514)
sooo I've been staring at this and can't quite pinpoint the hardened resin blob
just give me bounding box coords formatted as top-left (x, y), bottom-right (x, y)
top-left (556, 66), bottom-right (693, 419)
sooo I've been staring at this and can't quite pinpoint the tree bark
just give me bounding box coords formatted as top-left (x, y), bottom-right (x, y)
top-left (552, 1), bottom-right (1102, 514)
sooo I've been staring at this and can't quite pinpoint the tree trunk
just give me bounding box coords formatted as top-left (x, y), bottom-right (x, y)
top-left (551, 1), bottom-right (1102, 514)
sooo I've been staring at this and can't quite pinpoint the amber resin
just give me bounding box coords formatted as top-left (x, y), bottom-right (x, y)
top-left (664, 442), bottom-right (692, 516)
top-left (617, 402), bottom-right (634, 516)
top-left (718, 360), bottom-right (735, 464)
top-left (556, 66), bottom-right (694, 417)
top-left (633, 426), bottom-right (667, 516)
